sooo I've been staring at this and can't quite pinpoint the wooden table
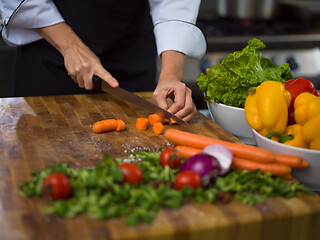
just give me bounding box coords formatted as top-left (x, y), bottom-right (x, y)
top-left (0, 93), bottom-right (319, 240)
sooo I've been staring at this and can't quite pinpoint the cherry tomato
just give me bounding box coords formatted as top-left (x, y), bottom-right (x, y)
top-left (119, 162), bottom-right (143, 184)
top-left (42, 172), bottom-right (72, 200)
top-left (159, 147), bottom-right (182, 169)
top-left (174, 171), bottom-right (201, 190)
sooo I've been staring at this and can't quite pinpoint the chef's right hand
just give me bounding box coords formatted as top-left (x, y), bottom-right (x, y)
top-left (36, 22), bottom-right (119, 89)
top-left (62, 40), bottom-right (119, 90)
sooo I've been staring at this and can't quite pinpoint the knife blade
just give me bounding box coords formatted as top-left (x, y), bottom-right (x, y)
top-left (92, 76), bottom-right (188, 125)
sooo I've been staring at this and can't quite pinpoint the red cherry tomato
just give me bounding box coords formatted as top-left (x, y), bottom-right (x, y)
top-left (42, 173), bottom-right (72, 200)
top-left (159, 147), bottom-right (183, 169)
top-left (174, 171), bottom-right (201, 190)
top-left (119, 162), bottom-right (143, 184)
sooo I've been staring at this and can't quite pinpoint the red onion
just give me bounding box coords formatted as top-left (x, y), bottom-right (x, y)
top-left (180, 153), bottom-right (221, 186)
top-left (202, 144), bottom-right (233, 176)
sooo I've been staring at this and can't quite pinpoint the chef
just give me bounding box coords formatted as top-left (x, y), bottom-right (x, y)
top-left (0, 0), bottom-right (206, 122)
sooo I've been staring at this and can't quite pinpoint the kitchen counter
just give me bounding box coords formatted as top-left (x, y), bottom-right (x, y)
top-left (205, 34), bottom-right (320, 52)
top-left (0, 93), bottom-right (320, 240)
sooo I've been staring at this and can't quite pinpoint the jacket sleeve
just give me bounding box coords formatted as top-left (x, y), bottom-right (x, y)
top-left (0, 0), bottom-right (64, 46)
top-left (148, 0), bottom-right (207, 59)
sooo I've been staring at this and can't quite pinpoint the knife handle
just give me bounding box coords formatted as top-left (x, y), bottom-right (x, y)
top-left (92, 75), bottom-right (102, 91)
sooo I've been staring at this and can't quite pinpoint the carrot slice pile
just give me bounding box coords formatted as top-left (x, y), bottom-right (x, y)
top-left (148, 113), bottom-right (166, 126)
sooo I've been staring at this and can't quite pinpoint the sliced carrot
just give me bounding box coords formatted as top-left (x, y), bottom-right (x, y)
top-left (136, 118), bottom-right (149, 130)
top-left (175, 145), bottom-right (202, 158)
top-left (92, 119), bottom-right (117, 133)
top-left (170, 117), bottom-right (177, 124)
top-left (274, 153), bottom-right (309, 168)
top-left (115, 119), bottom-right (125, 132)
top-left (148, 113), bottom-right (166, 126)
top-left (232, 157), bottom-right (292, 177)
top-left (164, 129), bottom-right (275, 163)
top-left (153, 122), bottom-right (164, 135)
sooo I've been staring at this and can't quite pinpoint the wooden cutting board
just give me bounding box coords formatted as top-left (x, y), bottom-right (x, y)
top-left (0, 93), bottom-right (319, 240)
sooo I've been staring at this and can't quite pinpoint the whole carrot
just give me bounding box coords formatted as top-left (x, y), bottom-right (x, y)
top-left (232, 157), bottom-right (292, 177)
top-left (175, 145), bottom-right (202, 158)
top-left (274, 153), bottom-right (309, 168)
top-left (164, 129), bottom-right (275, 163)
top-left (92, 119), bottom-right (117, 133)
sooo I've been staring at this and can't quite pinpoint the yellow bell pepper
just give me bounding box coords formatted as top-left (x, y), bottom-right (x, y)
top-left (301, 113), bottom-right (320, 150)
top-left (245, 81), bottom-right (291, 136)
top-left (267, 124), bottom-right (308, 149)
top-left (284, 124), bottom-right (309, 148)
top-left (309, 136), bottom-right (320, 150)
top-left (294, 92), bottom-right (320, 150)
top-left (294, 92), bottom-right (320, 125)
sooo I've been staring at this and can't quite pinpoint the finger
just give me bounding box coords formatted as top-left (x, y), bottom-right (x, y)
top-left (153, 89), bottom-right (169, 110)
top-left (67, 68), bottom-right (79, 84)
top-left (96, 67), bottom-right (119, 88)
top-left (82, 62), bottom-right (99, 90)
top-left (77, 63), bottom-right (91, 89)
top-left (182, 103), bottom-right (198, 122)
top-left (76, 75), bottom-right (85, 88)
top-left (67, 63), bottom-right (85, 88)
top-left (75, 68), bottom-right (85, 88)
top-left (169, 88), bottom-right (197, 122)
top-left (174, 102), bottom-right (197, 122)
top-left (166, 84), bottom-right (187, 115)
top-left (83, 71), bottom-right (94, 90)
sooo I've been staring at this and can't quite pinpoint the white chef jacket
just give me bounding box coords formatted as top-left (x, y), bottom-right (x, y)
top-left (0, 0), bottom-right (207, 59)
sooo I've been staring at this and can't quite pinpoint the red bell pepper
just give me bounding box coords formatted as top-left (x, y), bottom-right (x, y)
top-left (284, 78), bottom-right (320, 125)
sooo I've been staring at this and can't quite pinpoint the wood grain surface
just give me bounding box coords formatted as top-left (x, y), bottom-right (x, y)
top-left (0, 93), bottom-right (319, 240)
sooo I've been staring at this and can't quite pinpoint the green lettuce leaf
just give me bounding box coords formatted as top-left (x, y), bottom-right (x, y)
top-left (197, 38), bottom-right (293, 108)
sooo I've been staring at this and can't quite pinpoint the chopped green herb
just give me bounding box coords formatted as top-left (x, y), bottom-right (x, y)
top-left (20, 151), bottom-right (314, 226)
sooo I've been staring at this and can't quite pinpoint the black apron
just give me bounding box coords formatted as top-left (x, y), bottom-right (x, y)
top-left (14, 0), bottom-right (157, 97)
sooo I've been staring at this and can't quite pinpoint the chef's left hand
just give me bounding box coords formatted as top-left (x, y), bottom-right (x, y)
top-left (153, 76), bottom-right (197, 122)
top-left (153, 50), bottom-right (197, 122)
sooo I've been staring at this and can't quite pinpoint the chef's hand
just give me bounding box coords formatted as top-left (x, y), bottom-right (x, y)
top-left (62, 40), bottom-right (119, 89)
top-left (153, 51), bottom-right (197, 122)
top-left (36, 22), bottom-right (118, 89)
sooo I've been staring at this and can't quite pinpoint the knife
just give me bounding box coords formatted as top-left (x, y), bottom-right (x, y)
top-left (92, 76), bottom-right (188, 125)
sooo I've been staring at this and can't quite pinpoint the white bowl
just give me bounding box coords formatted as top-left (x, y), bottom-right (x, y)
top-left (253, 129), bottom-right (320, 191)
top-left (207, 102), bottom-right (256, 145)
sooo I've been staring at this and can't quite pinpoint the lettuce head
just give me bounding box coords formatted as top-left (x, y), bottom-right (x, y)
top-left (197, 38), bottom-right (293, 108)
